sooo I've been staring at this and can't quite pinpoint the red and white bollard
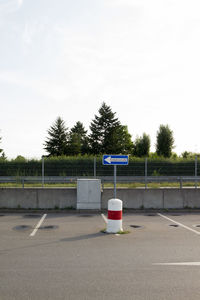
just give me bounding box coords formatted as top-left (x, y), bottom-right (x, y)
top-left (106, 198), bottom-right (123, 233)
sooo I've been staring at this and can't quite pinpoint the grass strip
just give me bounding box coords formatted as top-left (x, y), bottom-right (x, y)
top-left (0, 182), bottom-right (199, 188)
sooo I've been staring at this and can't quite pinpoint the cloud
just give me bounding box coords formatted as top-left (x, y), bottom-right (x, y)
top-left (0, 70), bottom-right (72, 102)
top-left (0, 0), bottom-right (23, 14)
top-left (107, 0), bottom-right (142, 6)
top-left (18, 0), bottom-right (23, 6)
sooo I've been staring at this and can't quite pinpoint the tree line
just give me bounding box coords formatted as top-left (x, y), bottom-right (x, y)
top-left (0, 135), bottom-right (5, 159)
top-left (43, 102), bottom-right (174, 158)
top-left (0, 102), bottom-right (198, 159)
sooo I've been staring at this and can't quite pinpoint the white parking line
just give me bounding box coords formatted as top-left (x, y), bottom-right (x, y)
top-left (158, 213), bottom-right (200, 236)
top-left (154, 262), bottom-right (200, 266)
top-left (30, 214), bottom-right (47, 237)
top-left (101, 213), bottom-right (108, 224)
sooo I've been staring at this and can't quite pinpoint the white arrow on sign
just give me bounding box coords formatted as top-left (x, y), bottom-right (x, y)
top-left (105, 156), bottom-right (111, 164)
top-left (104, 156), bottom-right (128, 164)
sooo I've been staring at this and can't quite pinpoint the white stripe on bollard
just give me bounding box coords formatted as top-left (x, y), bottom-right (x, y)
top-left (106, 198), bottom-right (123, 233)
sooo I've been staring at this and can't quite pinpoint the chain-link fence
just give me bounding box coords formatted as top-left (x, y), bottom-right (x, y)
top-left (0, 157), bottom-right (199, 177)
top-left (0, 157), bottom-right (200, 188)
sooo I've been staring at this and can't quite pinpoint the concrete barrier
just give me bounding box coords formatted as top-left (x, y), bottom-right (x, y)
top-left (38, 188), bottom-right (76, 209)
top-left (182, 189), bottom-right (200, 208)
top-left (1, 187), bottom-right (200, 209)
top-left (0, 188), bottom-right (38, 209)
top-left (0, 188), bottom-right (76, 209)
top-left (102, 189), bottom-right (164, 209)
top-left (163, 190), bottom-right (184, 209)
top-left (101, 188), bottom-right (143, 209)
top-left (102, 188), bottom-right (200, 209)
top-left (144, 189), bottom-right (163, 209)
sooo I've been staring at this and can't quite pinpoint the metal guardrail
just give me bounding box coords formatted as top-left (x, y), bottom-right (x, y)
top-left (100, 176), bottom-right (200, 189)
top-left (0, 176), bottom-right (200, 188)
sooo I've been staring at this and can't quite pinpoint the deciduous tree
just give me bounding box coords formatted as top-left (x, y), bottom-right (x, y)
top-left (0, 135), bottom-right (3, 156)
top-left (133, 133), bottom-right (150, 157)
top-left (109, 125), bottom-right (133, 154)
top-left (156, 124), bottom-right (174, 158)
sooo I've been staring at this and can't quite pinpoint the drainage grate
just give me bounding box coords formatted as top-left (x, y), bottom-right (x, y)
top-left (130, 225), bottom-right (142, 228)
top-left (13, 225), bottom-right (32, 231)
top-left (146, 214), bottom-right (157, 216)
top-left (39, 225), bottom-right (58, 230)
top-left (24, 214), bottom-right (41, 219)
top-left (169, 224), bottom-right (179, 227)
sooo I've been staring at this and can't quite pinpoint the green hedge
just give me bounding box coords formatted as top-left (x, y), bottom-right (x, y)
top-left (0, 156), bottom-right (199, 176)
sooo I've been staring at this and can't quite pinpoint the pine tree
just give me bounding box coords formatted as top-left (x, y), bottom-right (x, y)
top-left (70, 121), bottom-right (87, 136)
top-left (133, 133), bottom-right (150, 157)
top-left (89, 102), bottom-right (120, 154)
top-left (89, 102), bottom-right (133, 154)
top-left (67, 122), bottom-right (89, 155)
top-left (44, 117), bottom-right (68, 156)
top-left (67, 133), bottom-right (81, 156)
top-left (156, 124), bottom-right (174, 158)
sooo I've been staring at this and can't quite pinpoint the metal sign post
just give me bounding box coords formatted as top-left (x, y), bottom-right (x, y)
top-left (114, 165), bottom-right (117, 198)
top-left (103, 155), bottom-right (129, 198)
top-left (195, 156), bottom-right (197, 189)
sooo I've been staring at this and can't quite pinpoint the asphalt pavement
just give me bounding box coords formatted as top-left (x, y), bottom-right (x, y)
top-left (1, 212), bottom-right (200, 300)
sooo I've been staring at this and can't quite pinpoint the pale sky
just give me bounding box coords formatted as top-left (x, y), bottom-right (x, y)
top-left (1, 0), bottom-right (200, 158)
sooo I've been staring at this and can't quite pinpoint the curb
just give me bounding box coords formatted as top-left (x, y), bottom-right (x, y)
top-left (1, 208), bottom-right (200, 214)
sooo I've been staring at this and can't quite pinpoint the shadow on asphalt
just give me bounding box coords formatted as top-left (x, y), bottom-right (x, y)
top-left (60, 232), bottom-right (103, 242)
top-left (0, 232), bottom-right (105, 254)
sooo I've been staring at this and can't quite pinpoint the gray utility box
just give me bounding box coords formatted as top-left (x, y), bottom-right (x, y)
top-left (77, 179), bottom-right (101, 209)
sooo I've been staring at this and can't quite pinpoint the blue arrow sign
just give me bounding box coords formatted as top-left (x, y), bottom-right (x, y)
top-left (103, 155), bottom-right (129, 165)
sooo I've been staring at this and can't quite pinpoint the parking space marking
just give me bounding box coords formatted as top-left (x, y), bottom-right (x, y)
top-left (30, 214), bottom-right (47, 237)
top-left (158, 213), bottom-right (200, 235)
top-left (154, 262), bottom-right (200, 266)
top-left (101, 213), bottom-right (107, 224)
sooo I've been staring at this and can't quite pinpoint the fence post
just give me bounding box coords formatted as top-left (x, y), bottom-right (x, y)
top-left (102, 179), bottom-right (104, 190)
top-left (145, 157), bottom-right (147, 189)
top-left (179, 177), bottom-right (182, 189)
top-left (42, 156), bottom-right (44, 187)
top-left (195, 156), bottom-right (197, 189)
top-left (22, 177), bottom-right (24, 189)
top-left (94, 157), bottom-right (96, 178)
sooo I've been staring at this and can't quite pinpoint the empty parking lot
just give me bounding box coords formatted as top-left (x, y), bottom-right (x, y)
top-left (1, 212), bottom-right (200, 299)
